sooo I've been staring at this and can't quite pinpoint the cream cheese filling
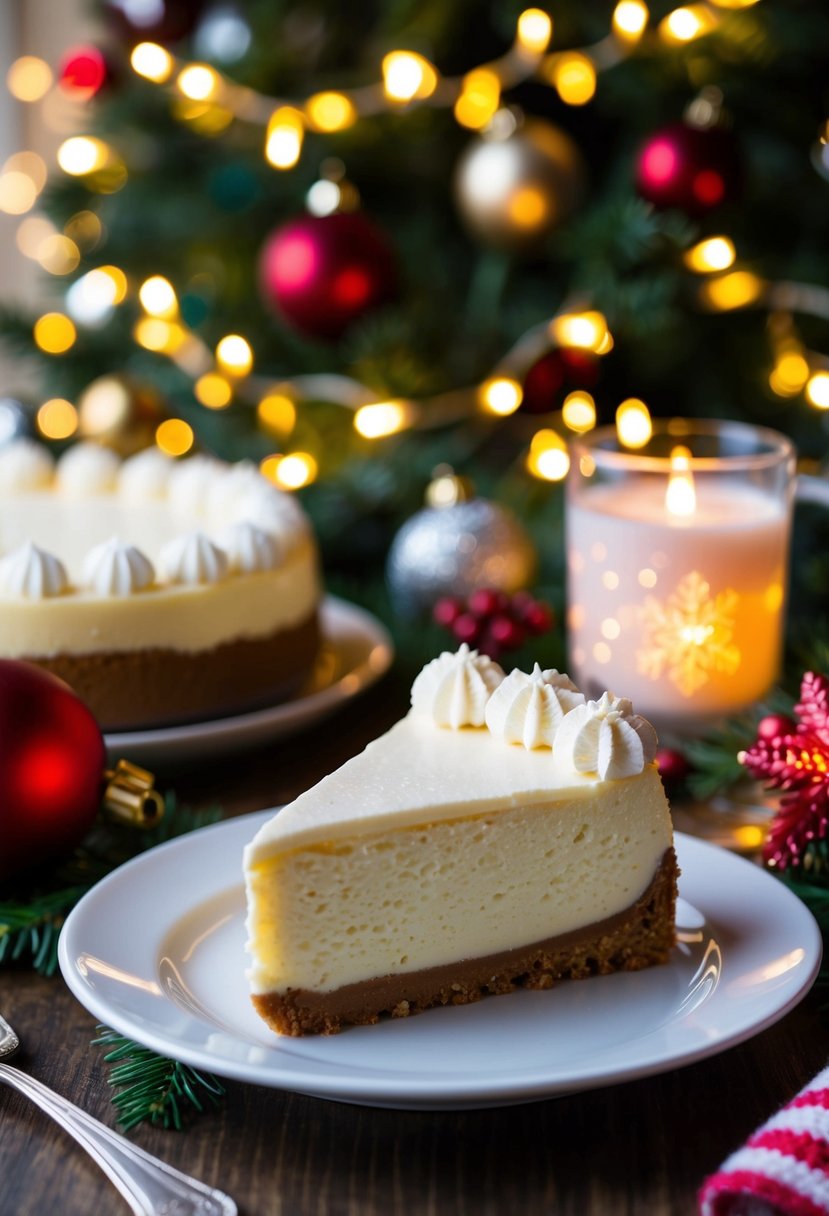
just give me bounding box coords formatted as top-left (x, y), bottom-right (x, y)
top-left (0, 538), bottom-right (319, 656)
top-left (244, 767), bottom-right (672, 995)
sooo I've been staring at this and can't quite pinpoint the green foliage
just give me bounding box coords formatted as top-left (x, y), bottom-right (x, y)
top-left (92, 1027), bottom-right (225, 1131)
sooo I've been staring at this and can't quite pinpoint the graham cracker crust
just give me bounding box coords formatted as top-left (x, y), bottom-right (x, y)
top-left (31, 611), bottom-right (320, 731)
top-left (253, 846), bottom-right (680, 1036)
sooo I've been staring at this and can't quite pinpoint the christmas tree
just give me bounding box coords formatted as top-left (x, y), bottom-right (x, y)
top-left (1, 0), bottom-right (828, 656)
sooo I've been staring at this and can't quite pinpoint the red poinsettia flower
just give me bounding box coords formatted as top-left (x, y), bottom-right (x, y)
top-left (740, 673), bottom-right (829, 869)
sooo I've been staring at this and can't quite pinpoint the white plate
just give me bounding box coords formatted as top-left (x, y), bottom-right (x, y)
top-left (58, 816), bottom-right (822, 1111)
top-left (103, 597), bottom-right (394, 768)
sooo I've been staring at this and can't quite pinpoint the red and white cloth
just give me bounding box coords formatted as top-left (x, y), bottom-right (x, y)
top-left (699, 1065), bottom-right (829, 1216)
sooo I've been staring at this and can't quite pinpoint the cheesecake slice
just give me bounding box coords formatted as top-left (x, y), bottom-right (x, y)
top-left (244, 647), bottom-right (678, 1036)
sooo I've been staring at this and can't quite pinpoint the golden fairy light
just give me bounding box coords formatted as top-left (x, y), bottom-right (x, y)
top-left (37, 234), bottom-right (80, 275)
top-left (548, 54), bottom-right (597, 106)
top-left (176, 64), bottom-right (219, 101)
top-left (562, 391), bottom-right (596, 433)
top-left (381, 52), bottom-right (438, 103)
top-left (0, 170), bottom-right (38, 215)
top-left (16, 216), bottom-right (55, 258)
top-left (769, 351), bottom-right (810, 397)
top-left (612, 1), bottom-right (649, 39)
top-left (684, 236), bottom-right (736, 273)
top-left (550, 311), bottom-right (609, 353)
top-left (262, 452), bottom-right (318, 490)
top-left (665, 446), bottom-right (696, 517)
top-left (57, 136), bottom-right (111, 176)
top-left (37, 398), bottom-right (78, 440)
top-left (454, 69), bottom-right (501, 129)
top-left (479, 377), bottom-right (523, 417)
top-left (156, 418), bottom-right (194, 456)
top-left (139, 275), bottom-right (177, 317)
top-left (659, 5), bottom-right (718, 42)
top-left (6, 56), bottom-right (53, 102)
top-left (354, 401), bottom-right (414, 439)
top-left (130, 42), bottom-right (174, 83)
top-left (216, 334), bottom-right (253, 376)
top-left (33, 312), bottom-right (76, 354)
top-left (616, 399), bottom-right (652, 448)
top-left (305, 92), bottom-right (357, 133)
top-left (806, 371), bottom-right (829, 409)
top-left (516, 9), bottom-right (553, 54)
top-left (700, 271), bottom-right (765, 311)
top-left (526, 429), bottom-right (570, 481)
top-left (265, 107), bottom-right (304, 169)
top-left (257, 394), bottom-right (296, 436)
top-left (195, 373), bottom-right (233, 409)
top-left (133, 317), bottom-right (186, 353)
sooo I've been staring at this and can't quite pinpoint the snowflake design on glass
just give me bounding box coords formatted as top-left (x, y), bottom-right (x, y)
top-left (636, 570), bottom-right (740, 697)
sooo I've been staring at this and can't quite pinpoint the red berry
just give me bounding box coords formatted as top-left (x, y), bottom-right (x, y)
top-left (656, 748), bottom-right (689, 785)
top-left (468, 588), bottom-right (508, 618)
top-left (453, 612), bottom-right (483, 645)
top-left (433, 597), bottom-right (464, 628)
top-left (489, 615), bottom-right (526, 650)
top-left (510, 589), bottom-right (536, 613)
top-left (522, 601), bottom-right (553, 635)
top-left (757, 714), bottom-right (795, 742)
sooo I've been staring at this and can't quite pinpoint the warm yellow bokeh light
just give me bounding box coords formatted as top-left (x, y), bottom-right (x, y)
top-left (684, 236), bottom-right (736, 273)
top-left (139, 275), bottom-right (177, 317)
top-left (5, 151), bottom-right (48, 193)
top-left (64, 209), bottom-right (104, 250)
top-left (700, 271), bottom-right (764, 310)
top-left (562, 391), bottom-right (597, 433)
top-left (806, 372), bottom-right (829, 410)
top-left (216, 334), bottom-right (253, 376)
top-left (265, 107), bottom-right (304, 169)
top-left (354, 400), bottom-right (413, 438)
top-left (177, 64), bottom-right (218, 101)
top-left (262, 451), bottom-right (318, 490)
top-left (33, 312), bottom-right (76, 354)
top-left (516, 9), bottom-right (553, 53)
top-left (98, 265), bottom-right (129, 304)
top-left (16, 216), bottom-right (55, 258)
top-left (479, 377), bottom-right (523, 417)
top-left (195, 373), bottom-right (233, 409)
top-left (257, 393), bottom-right (297, 436)
top-left (660, 5), bottom-right (718, 42)
top-left (156, 418), bottom-right (194, 456)
top-left (0, 171), bottom-right (38, 215)
top-left (616, 398), bottom-right (653, 448)
top-left (665, 445), bottom-right (696, 517)
top-left (305, 92), bottom-right (357, 133)
top-left (37, 398), bottom-right (78, 440)
top-left (382, 51), bottom-right (438, 103)
top-left (7, 56), bottom-right (53, 102)
top-left (37, 234), bottom-right (81, 275)
top-left (508, 186), bottom-right (549, 229)
top-left (770, 351), bottom-right (810, 397)
top-left (612, 0), bottom-right (649, 38)
top-left (57, 136), bottom-right (110, 176)
top-left (550, 310), bottom-right (609, 353)
top-left (133, 317), bottom-right (186, 353)
top-left (130, 42), bottom-right (174, 83)
top-left (527, 429), bottom-right (570, 481)
top-left (551, 53), bottom-right (597, 106)
top-left (454, 69), bottom-right (501, 130)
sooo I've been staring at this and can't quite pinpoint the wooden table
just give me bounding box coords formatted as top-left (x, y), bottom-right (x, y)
top-left (1, 673), bottom-right (826, 1216)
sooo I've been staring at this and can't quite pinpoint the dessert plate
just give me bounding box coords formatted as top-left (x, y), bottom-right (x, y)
top-left (58, 815), bottom-right (822, 1111)
top-left (103, 597), bottom-right (394, 767)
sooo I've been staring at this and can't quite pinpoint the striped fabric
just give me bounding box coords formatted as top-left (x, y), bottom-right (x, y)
top-left (699, 1067), bottom-right (829, 1216)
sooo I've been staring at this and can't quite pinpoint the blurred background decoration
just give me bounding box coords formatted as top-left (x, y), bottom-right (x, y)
top-left (0, 0), bottom-right (828, 669)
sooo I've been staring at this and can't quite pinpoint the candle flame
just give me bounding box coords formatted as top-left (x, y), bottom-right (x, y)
top-left (665, 445), bottom-right (696, 517)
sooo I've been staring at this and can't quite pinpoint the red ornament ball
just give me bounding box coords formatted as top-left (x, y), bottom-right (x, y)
top-left (58, 46), bottom-right (110, 99)
top-left (258, 212), bottom-right (398, 342)
top-left (656, 747), bottom-right (689, 786)
top-left (757, 713), bottom-right (796, 742)
top-left (635, 122), bottom-right (741, 216)
top-left (0, 662), bottom-right (105, 882)
top-left (521, 349), bottom-right (599, 415)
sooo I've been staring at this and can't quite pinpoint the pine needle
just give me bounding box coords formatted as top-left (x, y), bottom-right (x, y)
top-left (92, 1027), bottom-right (225, 1131)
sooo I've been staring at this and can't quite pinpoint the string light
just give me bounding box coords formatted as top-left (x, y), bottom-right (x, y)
top-left (66, 267), bottom-right (122, 325)
top-left (684, 236), bottom-right (736, 273)
top-left (57, 136), bottom-right (111, 176)
top-left (139, 275), bottom-right (177, 317)
top-left (547, 54), bottom-right (597, 106)
top-left (769, 351), bottom-right (810, 397)
top-left (16, 216), bottom-right (55, 258)
top-left (37, 234), bottom-right (80, 275)
top-left (0, 171), bottom-right (38, 215)
top-left (616, 399), bottom-right (653, 448)
top-left (6, 56), bottom-right (52, 102)
top-left (305, 92), bottom-right (357, 133)
top-left (526, 430), bottom-right (570, 481)
top-left (700, 271), bottom-right (765, 310)
top-left (806, 372), bottom-right (829, 410)
top-left (130, 42), bottom-right (174, 83)
top-left (262, 452), bottom-right (318, 490)
top-left (381, 52), bottom-right (438, 103)
top-left (33, 312), bottom-right (76, 354)
top-left (454, 69), bottom-right (501, 129)
top-left (353, 400), bottom-right (414, 438)
top-left (612, 1), bottom-right (649, 39)
top-left (195, 372), bottom-right (233, 409)
top-left (549, 311), bottom-right (609, 352)
top-left (265, 107), bottom-right (304, 169)
top-left (156, 418), bottom-right (194, 456)
top-left (133, 317), bottom-right (186, 353)
top-left (36, 398), bottom-right (78, 440)
top-left (257, 393), bottom-right (296, 435)
top-left (659, 5), bottom-right (719, 43)
top-left (515, 9), bottom-right (553, 54)
top-left (216, 334), bottom-right (253, 375)
top-left (176, 64), bottom-right (219, 101)
top-left (562, 391), bottom-right (596, 433)
top-left (479, 377), bottom-right (523, 417)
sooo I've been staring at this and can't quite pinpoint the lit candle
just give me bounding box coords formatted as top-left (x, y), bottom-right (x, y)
top-left (566, 420), bottom-right (795, 734)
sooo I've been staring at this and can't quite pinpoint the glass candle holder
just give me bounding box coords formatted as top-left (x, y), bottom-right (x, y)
top-left (565, 419), bottom-right (797, 736)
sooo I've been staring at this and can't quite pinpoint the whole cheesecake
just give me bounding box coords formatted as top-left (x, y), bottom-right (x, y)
top-left (244, 646), bottom-right (678, 1036)
top-left (0, 439), bottom-right (321, 730)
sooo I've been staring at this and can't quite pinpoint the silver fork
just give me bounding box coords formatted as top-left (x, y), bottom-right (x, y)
top-left (0, 1011), bottom-right (236, 1215)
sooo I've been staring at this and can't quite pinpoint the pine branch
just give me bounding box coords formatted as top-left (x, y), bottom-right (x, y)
top-left (0, 886), bottom-right (92, 975)
top-left (92, 1027), bottom-right (225, 1131)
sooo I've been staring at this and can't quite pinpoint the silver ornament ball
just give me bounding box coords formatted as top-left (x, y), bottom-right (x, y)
top-left (453, 115), bottom-right (586, 253)
top-left (386, 497), bottom-right (537, 618)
